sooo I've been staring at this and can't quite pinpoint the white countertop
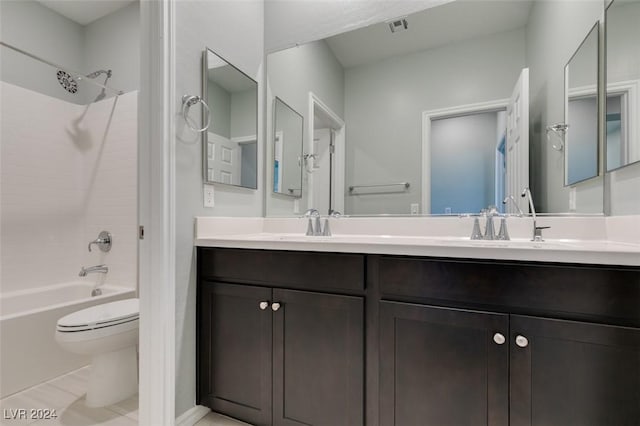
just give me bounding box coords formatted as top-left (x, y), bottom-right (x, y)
top-left (194, 216), bottom-right (640, 266)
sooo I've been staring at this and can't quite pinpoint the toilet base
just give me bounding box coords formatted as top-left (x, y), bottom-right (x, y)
top-left (86, 345), bottom-right (138, 407)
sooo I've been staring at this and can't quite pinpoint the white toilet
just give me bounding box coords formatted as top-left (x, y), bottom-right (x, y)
top-left (55, 298), bottom-right (139, 407)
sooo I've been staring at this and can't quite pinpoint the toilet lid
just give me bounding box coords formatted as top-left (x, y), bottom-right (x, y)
top-left (57, 298), bottom-right (139, 330)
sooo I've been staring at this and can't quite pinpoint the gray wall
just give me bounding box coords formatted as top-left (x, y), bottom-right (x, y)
top-left (266, 40), bottom-right (344, 215)
top-left (230, 88), bottom-right (258, 138)
top-left (0, 0), bottom-right (139, 104)
top-left (0, 0), bottom-right (84, 103)
top-left (83, 2), bottom-right (140, 101)
top-left (208, 80), bottom-right (232, 138)
top-left (525, 0), bottom-right (604, 213)
top-left (344, 28), bottom-right (526, 214)
top-left (274, 100), bottom-right (304, 195)
top-left (173, 0), bottom-right (264, 418)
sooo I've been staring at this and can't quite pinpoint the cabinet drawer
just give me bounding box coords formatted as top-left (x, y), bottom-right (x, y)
top-left (376, 256), bottom-right (640, 326)
top-left (199, 248), bottom-right (365, 293)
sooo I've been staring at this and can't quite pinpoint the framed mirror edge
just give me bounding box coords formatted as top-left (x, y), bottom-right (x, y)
top-left (272, 96), bottom-right (304, 199)
top-left (202, 46), bottom-right (259, 190)
top-left (563, 21), bottom-right (602, 188)
top-left (603, 0), bottom-right (640, 175)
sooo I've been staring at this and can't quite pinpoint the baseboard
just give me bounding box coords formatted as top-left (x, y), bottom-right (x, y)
top-left (175, 405), bottom-right (210, 426)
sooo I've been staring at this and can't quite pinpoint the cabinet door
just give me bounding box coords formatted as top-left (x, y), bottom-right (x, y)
top-left (199, 282), bottom-right (272, 426)
top-left (272, 288), bottom-right (363, 426)
top-left (380, 301), bottom-right (509, 426)
top-left (510, 315), bottom-right (640, 426)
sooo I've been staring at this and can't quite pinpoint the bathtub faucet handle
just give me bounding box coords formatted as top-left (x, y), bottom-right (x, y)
top-left (88, 231), bottom-right (112, 252)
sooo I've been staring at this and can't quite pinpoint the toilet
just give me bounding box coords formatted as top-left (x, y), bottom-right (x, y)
top-left (55, 298), bottom-right (139, 407)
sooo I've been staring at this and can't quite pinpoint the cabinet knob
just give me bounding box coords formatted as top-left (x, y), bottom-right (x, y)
top-left (259, 301), bottom-right (269, 310)
top-left (515, 335), bottom-right (529, 348)
top-left (271, 302), bottom-right (281, 312)
top-left (493, 333), bottom-right (506, 345)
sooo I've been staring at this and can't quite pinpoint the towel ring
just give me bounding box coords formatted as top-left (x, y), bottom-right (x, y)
top-left (546, 123), bottom-right (568, 151)
top-left (181, 95), bottom-right (210, 133)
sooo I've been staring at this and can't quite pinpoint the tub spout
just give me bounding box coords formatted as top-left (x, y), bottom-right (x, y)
top-left (79, 265), bottom-right (108, 277)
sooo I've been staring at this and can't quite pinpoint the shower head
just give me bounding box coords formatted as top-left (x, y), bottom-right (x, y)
top-left (57, 70), bottom-right (78, 94)
top-left (86, 69), bottom-right (112, 79)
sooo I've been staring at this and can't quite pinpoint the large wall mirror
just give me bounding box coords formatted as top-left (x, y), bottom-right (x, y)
top-left (606, 0), bottom-right (640, 172)
top-left (203, 48), bottom-right (258, 189)
top-left (565, 23), bottom-right (599, 186)
top-left (273, 97), bottom-right (304, 197)
top-left (266, 1), bottom-right (608, 216)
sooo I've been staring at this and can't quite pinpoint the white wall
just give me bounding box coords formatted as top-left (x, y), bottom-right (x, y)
top-left (0, 0), bottom-right (140, 105)
top-left (344, 29), bottom-right (525, 214)
top-left (266, 40), bottom-right (344, 215)
top-left (0, 82), bottom-right (138, 293)
top-left (173, 0), bottom-right (264, 417)
top-left (525, 0), bottom-right (604, 213)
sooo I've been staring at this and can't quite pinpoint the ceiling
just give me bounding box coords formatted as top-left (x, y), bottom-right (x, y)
top-left (37, 0), bottom-right (135, 25)
top-left (325, 0), bottom-right (534, 69)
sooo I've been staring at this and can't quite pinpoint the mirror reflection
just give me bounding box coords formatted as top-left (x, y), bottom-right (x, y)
top-left (273, 97), bottom-right (304, 197)
top-left (565, 23), bottom-right (599, 186)
top-left (203, 48), bottom-right (258, 189)
top-left (266, 1), bottom-right (606, 216)
top-left (606, 0), bottom-right (640, 172)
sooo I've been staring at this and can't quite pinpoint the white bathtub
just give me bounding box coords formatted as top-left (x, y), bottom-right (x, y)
top-left (0, 282), bottom-right (136, 398)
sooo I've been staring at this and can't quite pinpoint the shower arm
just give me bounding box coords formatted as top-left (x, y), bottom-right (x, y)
top-left (0, 41), bottom-right (124, 95)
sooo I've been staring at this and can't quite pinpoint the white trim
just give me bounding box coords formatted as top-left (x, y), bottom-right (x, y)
top-left (138, 1), bottom-right (176, 425)
top-left (421, 99), bottom-right (509, 214)
top-left (232, 134), bottom-right (258, 145)
top-left (606, 79), bottom-right (639, 164)
top-left (307, 92), bottom-right (346, 213)
top-left (176, 405), bottom-right (211, 426)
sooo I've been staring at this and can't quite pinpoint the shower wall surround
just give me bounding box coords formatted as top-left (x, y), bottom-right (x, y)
top-left (0, 82), bottom-right (138, 293)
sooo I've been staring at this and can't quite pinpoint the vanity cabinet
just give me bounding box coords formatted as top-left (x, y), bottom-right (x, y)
top-left (379, 302), bottom-right (509, 426)
top-left (375, 255), bottom-right (640, 426)
top-left (197, 248), bottom-right (365, 426)
top-left (197, 248), bottom-right (640, 426)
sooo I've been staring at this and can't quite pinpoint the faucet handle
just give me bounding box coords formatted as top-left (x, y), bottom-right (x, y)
top-left (88, 231), bottom-right (112, 252)
top-left (470, 217), bottom-right (483, 240)
top-left (533, 225), bottom-right (551, 242)
top-left (497, 217), bottom-right (510, 240)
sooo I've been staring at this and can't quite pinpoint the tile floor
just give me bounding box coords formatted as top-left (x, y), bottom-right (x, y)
top-left (0, 367), bottom-right (137, 426)
top-left (194, 412), bottom-right (251, 426)
top-left (0, 367), bottom-right (250, 426)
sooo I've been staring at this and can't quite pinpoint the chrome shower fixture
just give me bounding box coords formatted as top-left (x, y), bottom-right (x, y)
top-left (86, 69), bottom-right (112, 79)
top-left (57, 70), bottom-right (78, 93)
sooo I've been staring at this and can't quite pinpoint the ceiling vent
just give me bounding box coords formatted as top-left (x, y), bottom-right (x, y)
top-left (387, 17), bottom-right (408, 33)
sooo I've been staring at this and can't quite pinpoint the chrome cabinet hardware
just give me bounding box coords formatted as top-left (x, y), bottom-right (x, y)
top-left (271, 302), bottom-right (281, 312)
top-left (493, 333), bottom-right (506, 345)
top-left (515, 335), bottom-right (529, 348)
top-left (259, 301), bottom-right (269, 310)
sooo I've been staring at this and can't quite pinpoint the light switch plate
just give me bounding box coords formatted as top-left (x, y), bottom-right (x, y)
top-left (204, 184), bottom-right (215, 208)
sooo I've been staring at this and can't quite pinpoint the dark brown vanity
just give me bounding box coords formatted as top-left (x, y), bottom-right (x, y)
top-left (197, 247), bottom-right (640, 426)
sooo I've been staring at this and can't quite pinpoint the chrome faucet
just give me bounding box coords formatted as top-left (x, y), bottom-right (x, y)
top-left (521, 187), bottom-right (550, 241)
top-left (88, 231), bottom-right (112, 252)
top-left (79, 264), bottom-right (108, 277)
top-left (304, 209), bottom-right (322, 236)
top-left (502, 195), bottom-right (524, 217)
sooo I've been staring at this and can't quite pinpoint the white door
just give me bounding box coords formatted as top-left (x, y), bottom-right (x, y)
top-left (505, 68), bottom-right (529, 213)
top-left (208, 132), bottom-right (240, 185)
top-left (313, 128), bottom-right (332, 214)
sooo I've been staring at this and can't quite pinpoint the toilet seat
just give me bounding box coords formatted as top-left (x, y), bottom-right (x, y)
top-left (57, 298), bottom-right (139, 332)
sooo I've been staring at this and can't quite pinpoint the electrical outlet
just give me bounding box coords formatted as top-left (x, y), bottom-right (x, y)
top-left (410, 203), bottom-right (419, 215)
top-left (203, 184), bottom-right (215, 208)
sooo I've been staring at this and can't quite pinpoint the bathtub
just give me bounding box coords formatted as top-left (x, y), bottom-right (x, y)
top-left (0, 282), bottom-right (136, 398)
